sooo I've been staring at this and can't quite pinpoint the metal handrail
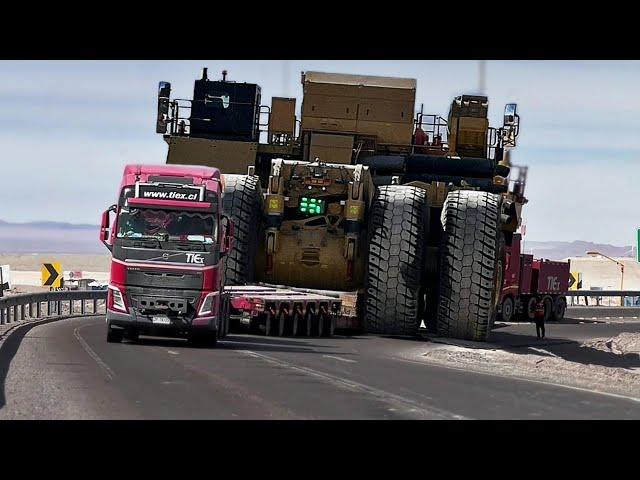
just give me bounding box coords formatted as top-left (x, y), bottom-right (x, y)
top-left (0, 290), bottom-right (107, 326)
top-left (565, 290), bottom-right (640, 297)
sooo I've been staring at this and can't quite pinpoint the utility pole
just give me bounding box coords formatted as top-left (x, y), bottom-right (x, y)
top-left (478, 60), bottom-right (486, 95)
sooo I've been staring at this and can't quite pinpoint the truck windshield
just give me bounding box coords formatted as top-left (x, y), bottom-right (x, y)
top-left (116, 207), bottom-right (217, 244)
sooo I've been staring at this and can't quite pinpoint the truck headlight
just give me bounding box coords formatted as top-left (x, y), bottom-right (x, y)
top-left (198, 292), bottom-right (219, 316)
top-left (108, 285), bottom-right (128, 313)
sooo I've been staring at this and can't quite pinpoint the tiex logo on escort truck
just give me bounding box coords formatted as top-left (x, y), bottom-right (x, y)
top-left (186, 253), bottom-right (205, 264)
top-left (547, 276), bottom-right (560, 291)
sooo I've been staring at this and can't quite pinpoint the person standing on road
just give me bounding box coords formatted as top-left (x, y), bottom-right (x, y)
top-left (534, 300), bottom-right (546, 340)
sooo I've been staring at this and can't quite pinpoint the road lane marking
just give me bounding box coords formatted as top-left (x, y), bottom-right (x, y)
top-left (74, 326), bottom-right (115, 381)
top-left (223, 340), bottom-right (317, 350)
top-left (322, 355), bottom-right (356, 363)
top-left (241, 349), bottom-right (467, 420)
top-left (167, 350), bottom-right (179, 355)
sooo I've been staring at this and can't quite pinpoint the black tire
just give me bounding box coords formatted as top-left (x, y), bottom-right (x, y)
top-left (524, 296), bottom-right (537, 321)
top-left (106, 325), bottom-right (123, 343)
top-left (189, 331), bottom-right (218, 348)
top-left (125, 328), bottom-right (139, 342)
top-left (501, 296), bottom-right (514, 322)
top-left (552, 296), bottom-right (567, 321)
top-left (437, 190), bottom-right (503, 342)
top-left (222, 174), bottom-right (262, 285)
top-left (217, 295), bottom-right (229, 339)
top-left (365, 185), bottom-right (428, 336)
top-left (542, 296), bottom-right (554, 322)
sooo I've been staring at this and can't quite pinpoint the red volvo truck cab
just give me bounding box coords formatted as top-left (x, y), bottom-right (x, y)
top-left (499, 233), bottom-right (570, 323)
top-left (100, 164), bottom-right (234, 346)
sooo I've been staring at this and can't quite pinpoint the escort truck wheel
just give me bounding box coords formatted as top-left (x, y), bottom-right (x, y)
top-left (365, 185), bottom-right (428, 336)
top-left (222, 174), bottom-right (263, 285)
top-left (542, 296), bottom-right (554, 322)
top-left (189, 331), bottom-right (218, 348)
top-left (552, 296), bottom-right (567, 321)
top-left (106, 325), bottom-right (123, 343)
top-left (125, 328), bottom-right (139, 342)
top-left (501, 296), bottom-right (514, 323)
top-left (436, 190), bottom-right (503, 342)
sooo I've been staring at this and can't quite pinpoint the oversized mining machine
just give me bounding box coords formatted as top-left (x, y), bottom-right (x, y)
top-left (155, 67), bottom-right (527, 341)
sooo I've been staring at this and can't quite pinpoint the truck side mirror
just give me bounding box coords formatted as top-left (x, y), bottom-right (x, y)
top-left (100, 204), bottom-right (117, 252)
top-left (220, 215), bottom-right (235, 256)
top-left (503, 103), bottom-right (518, 126)
top-left (156, 81), bottom-right (172, 134)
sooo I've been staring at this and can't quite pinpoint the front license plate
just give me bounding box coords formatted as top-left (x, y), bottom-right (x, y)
top-left (152, 316), bottom-right (171, 325)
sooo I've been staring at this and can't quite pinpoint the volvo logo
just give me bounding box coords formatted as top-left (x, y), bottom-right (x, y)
top-left (162, 253), bottom-right (169, 260)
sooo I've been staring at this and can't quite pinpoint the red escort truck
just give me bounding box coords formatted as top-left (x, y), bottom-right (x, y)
top-left (100, 164), bottom-right (342, 346)
top-left (498, 233), bottom-right (570, 322)
top-left (100, 164), bottom-right (235, 346)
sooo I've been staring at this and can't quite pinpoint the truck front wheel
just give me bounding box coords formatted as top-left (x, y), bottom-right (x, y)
top-left (189, 331), bottom-right (218, 348)
top-left (107, 325), bottom-right (123, 343)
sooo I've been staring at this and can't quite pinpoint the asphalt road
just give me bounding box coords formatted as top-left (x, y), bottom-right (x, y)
top-left (1, 315), bottom-right (639, 420)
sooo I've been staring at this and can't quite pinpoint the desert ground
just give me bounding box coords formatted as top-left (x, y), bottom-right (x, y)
top-left (1, 254), bottom-right (110, 292)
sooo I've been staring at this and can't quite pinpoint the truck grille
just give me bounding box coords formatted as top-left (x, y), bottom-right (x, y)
top-left (126, 269), bottom-right (203, 290)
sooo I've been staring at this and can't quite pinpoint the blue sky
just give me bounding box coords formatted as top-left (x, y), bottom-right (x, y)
top-left (0, 60), bottom-right (638, 245)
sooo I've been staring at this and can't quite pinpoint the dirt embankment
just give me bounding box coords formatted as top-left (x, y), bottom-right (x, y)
top-left (419, 333), bottom-right (640, 399)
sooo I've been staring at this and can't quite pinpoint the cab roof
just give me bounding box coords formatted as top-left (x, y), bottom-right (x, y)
top-left (123, 164), bottom-right (220, 180)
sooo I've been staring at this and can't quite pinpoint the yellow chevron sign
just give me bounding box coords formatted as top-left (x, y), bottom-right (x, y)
top-left (41, 262), bottom-right (63, 289)
top-left (569, 271), bottom-right (582, 290)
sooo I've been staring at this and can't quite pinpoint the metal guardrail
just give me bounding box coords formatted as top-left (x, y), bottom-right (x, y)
top-left (566, 290), bottom-right (640, 297)
top-left (0, 290), bottom-right (107, 326)
top-left (2, 288), bottom-right (639, 328)
top-left (565, 290), bottom-right (640, 307)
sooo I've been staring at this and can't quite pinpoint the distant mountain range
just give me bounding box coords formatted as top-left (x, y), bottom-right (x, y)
top-left (0, 219), bottom-right (635, 259)
top-left (0, 219), bottom-right (103, 254)
top-left (521, 240), bottom-right (634, 260)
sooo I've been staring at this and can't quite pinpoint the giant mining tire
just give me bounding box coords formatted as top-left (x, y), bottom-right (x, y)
top-left (221, 174), bottom-right (263, 285)
top-left (436, 190), bottom-right (504, 342)
top-left (365, 185), bottom-right (428, 336)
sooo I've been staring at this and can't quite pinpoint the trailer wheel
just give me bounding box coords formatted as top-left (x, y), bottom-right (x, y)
top-left (552, 296), bottom-right (566, 322)
top-left (501, 296), bottom-right (514, 323)
top-left (222, 174), bottom-right (263, 285)
top-left (365, 185), bottom-right (428, 336)
top-left (437, 190), bottom-right (503, 342)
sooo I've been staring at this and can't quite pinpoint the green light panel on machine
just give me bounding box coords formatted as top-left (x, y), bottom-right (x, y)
top-left (299, 197), bottom-right (325, 215)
